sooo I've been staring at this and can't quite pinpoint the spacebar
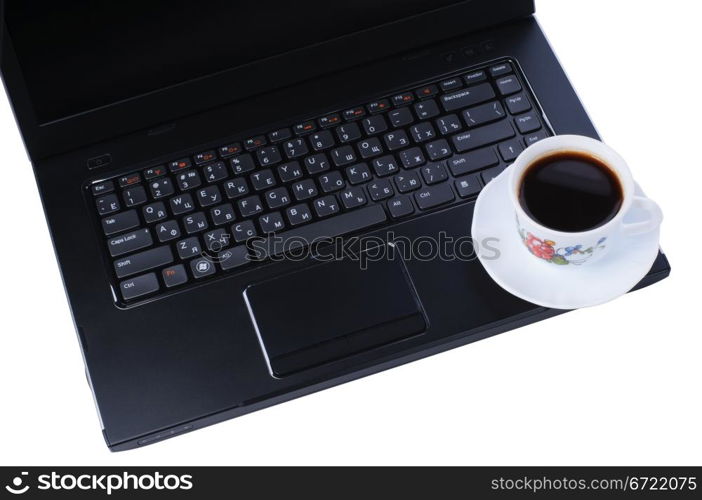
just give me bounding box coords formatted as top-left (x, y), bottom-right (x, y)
top-left (256, 205), bottom-right (387, 259)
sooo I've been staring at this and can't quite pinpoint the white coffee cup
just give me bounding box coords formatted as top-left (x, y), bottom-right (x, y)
top-left (508, 135), bottom-right (662, 266)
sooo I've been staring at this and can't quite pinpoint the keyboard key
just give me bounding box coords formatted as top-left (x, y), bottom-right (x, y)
top-left (415, 85), bottom-right (438, 99)
top-left (218, 143), bottom-right (242, 158)
top-left (440, 77), bottom-right (463, 91)
top-left (340, 187), bottom-right (367, 209)
top-left (96, 193), bottom-right (120, 215)
top-left (505, 93), bottom-right (531, 114)
top-left (119, 273), bottom-right (159, 301)
top-left (294, 121), bottom-right (316, 135)
top-left (149, 177), bottom-right (175, 199)
top-left (331, 145), bottom-right (357, 167)
top-left (319, 114), bottom-right (341, 128)
top-left (143, 202), bottom-right (167, 224)
top-left (176, 237), bottom-right (202, 259)
top-left (357, 137), bottom-right (384, 159)
top-left (362, 115), bottom-right (388, 136)
top-left (309, 131), bottom-right (335, 151)
top-left (524, 130), bottom-right (549, 146)
top-left (410, 123), bottom-right (436, 143)
top-left (194, 150), bottom-right (216, 165)
top-left (464, 70), bottom-right (487, 85)
top-left (489, 62), bottom-right (513, 77)
top-left (102, 210), bottom-right (139, 236)
top-left (291, 179), bottom-right (318, 201)
top-left (367, 99), bottom-right (391, 114)
top-left (392, 92), bottom-right (414, 106)
top-left (343, 107), bottom-right (366, 121)
top-left (230, 154), bottom-right (256, 175)
top-left (383, 130), bottom-right (410, 151)
top-left (463, 101), bottom-right (506, 127)
top-left (452, 120), bottom-right (515, 152)
top-left (286, 203), bottom-right (313, 226)
top-left (425, 139), bottom-right (452, 161)
top-left (514, 112), bottom-right (541, 134)
top-left (169, 194), bottom-right (195, 215)
top-left (304, 153), bottom-right (330, 175)
top-left (162, 264), bottom-right (188, 288)
top-left (183, 212), bottom-right (209, 234)
top-left (415, 183), bottom-right (455, 210)
top-left (455, 174), bottom-right (482, 198)
top-left (480, 164), bottom-right (508, 184)
top-left (336, 123), bottom-right (362, 143)
top-left (277, 161), bottom-right (304, 182)
top-left (168, 158), bottom-right (191, 172)
top-left (436, 114), bottom-right (463, 135)
top-left (118, 173), bottom-right (141, 188)
top-left (440, 83), bottom-right (495, 112)
top-left (394, 172), bottom-right (421, 193)
top-left (223, 177), bottom-right (250, 199)
top-left (259, 212), bottom-right (285, 233)
top-left (176, 170), bottom-right (202, 190)
top-left (372, 155), bottom-right (400, 177)
top-left (114, 246), bottom-right (173, 278)
top-left (203, 228), bottom-right (231, 251)
top-left (313, 195), bottom-right (340, 218)
top-left (414, 99), bottom-right (440, 120)
top-left (268, 128), bottom-right (292, 143)
top-left (368, 178), bottom-right (394, 201)
top-left (388, 107), bottom-right (413, 127)
top-left (203, 161), bottom-right (228, 183)
top-left (190, 257), bottom-right (216, 278)
top-left (196, 185), bottom-right (222, 207)
top-left (398, 147), bottom-right (426, 169)
top-left (244, 135), bottom-right (267, 150)
top-left (219, 246), bottom-right (250, 270)
top-left (387, 195), bottom-right (414, 218)
top-left (108, 228), bottom-right (153, 257)
top-left (91, 180), bottom-right (114, 196)
top-left (238, 195), bottom-right (264, 217)
top-left (144, 166), bottom-right (167, 179)
top-left (318, 171), bottom-right (345, 193)
top-left (264, 187), bottom-right (292, 209)
top-left (256, 146), bottom-right (282, 166)
top-left (282, 138), bottom-right (309, 159)
top-left (155, 220), bottom-right (181, 242)
top-left (495, 75), bottom-right (522, 96)
top-left (211, 203), bottom-right (236, 225)
top-left (498, 139), bottom-right (524, 161)
top-left (123, 186), bottom-right (148, 207)
top-left (345, 163), bottom-right (372, 185)
top-left (448, 147), bottom-right (499, 176)
top-left (232, 220), bottom-right (257, 242)
top-left (250, 169), bottom-right (277, 191)
top-left (421, 163), bottom-right (448, 184)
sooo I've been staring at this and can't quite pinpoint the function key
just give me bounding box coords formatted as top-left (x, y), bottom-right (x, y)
top-left (90, 180), bottom-right (114, 196)
top-left (319, 114), bottom-right (341, 128)
top-left (464, 70), bottom-right (487, 85)
top-left (244, 136), bottom-right (267, 151)
top-left (415, 85), bottom-right (438, 99)
top-left (367, 99), bottom-right (391, 114)
top-left (268, 128), bottom-right (292, 142)
top-left (118, 172), bottom-right (141, 187)
top-left (194, 150), bottom-right (217, 165)
top-left (489, 62), bottom-right (513, 77)
top-left (343, 107), bottom-right (366, 121)
top-left (168, 158), bottom-right (191, 172)
top-left (294, 121), bottom-right (316, 135)
top-left (144, 166), bottom-right (167, 179)
top-left (391, 93), bottom-right (414, 107)
top-left (218, 143), bottom-right (242, 158)
top-left (439, 78), bottom-right (463, 91)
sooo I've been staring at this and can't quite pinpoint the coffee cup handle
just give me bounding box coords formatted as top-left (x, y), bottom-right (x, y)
top-left (620, 196), bottom-right (663, 236)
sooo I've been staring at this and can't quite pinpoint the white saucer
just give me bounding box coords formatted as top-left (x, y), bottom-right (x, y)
top-left (471, 168), bottom-right (661, 309)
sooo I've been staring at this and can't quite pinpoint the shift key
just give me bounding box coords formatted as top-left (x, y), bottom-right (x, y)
top-left (452, 120), bottom-right (515, 152)
top-left (114, 246), bottom-right (173, 278)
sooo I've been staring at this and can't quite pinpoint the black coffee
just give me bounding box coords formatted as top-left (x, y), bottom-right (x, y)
top-left (518, 151), bottom-right (623, 232)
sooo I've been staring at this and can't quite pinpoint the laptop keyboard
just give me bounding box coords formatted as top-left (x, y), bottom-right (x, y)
top-left (88, 59), bottom-right (552, 305)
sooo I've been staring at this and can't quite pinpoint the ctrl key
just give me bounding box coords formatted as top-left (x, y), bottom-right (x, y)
top-left (119, 273), bottom-right (159, 301)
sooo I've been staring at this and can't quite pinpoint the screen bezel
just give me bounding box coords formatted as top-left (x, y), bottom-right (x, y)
top-left (0, 0), bottom-right (534, 160)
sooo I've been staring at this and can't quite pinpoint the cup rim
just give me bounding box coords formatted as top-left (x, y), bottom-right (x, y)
top-left (508, 135), bottom-right (635, 239)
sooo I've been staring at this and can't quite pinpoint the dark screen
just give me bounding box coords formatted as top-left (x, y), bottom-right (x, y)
top-left (6, 0), bottom-right (464, 123)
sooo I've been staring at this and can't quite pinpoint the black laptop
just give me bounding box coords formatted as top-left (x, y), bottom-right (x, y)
top-left (0, 0), bottom-right (670, 450)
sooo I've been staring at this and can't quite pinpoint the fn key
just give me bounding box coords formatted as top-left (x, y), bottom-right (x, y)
top-left (119, 273), bottom-right (159, 301)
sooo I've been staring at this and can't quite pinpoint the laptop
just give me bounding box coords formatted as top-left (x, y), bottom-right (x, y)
top-left (0, 0), bottom-right (670, 450)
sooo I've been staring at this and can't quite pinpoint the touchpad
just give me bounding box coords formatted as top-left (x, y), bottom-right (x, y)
top-left (245, 255), bottom-right (427, 377)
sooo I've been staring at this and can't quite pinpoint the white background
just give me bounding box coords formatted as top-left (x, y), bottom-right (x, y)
top-left (1, 0), bottom-right (700, 465)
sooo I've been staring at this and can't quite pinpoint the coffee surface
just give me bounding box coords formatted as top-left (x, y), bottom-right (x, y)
top-left (518, 151), bottom-right (623, 232)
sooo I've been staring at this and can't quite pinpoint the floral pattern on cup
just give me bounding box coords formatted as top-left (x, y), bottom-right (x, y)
top-left (518, 227), bottom-right (607, 265)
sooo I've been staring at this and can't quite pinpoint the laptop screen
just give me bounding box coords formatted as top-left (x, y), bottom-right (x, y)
top-left (6, 0), bottom-right (465, 124)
